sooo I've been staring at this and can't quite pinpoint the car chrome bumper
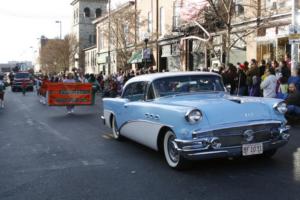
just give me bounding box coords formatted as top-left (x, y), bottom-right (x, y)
top-left (174, 126), bottom-right (290, 160)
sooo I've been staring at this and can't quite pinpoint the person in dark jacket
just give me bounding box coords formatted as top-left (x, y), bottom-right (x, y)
top-left (259, 59), bottom-right (266, 77)
top-left (246, 59), bottom-right (261, 96)
top-left (285, 83), bottom-right (300, 122)
top-left (236, 64), bottom-right (248, 96)
top-left (222, 63), bottom-right (238, 95)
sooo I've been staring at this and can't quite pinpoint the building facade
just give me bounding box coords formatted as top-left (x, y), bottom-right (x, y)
top-left (81, 0), bottom-right (299, 75)
top-left (71, 0), bottom-right (108, 72)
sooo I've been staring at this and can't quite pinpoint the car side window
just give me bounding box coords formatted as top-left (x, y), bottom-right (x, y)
top-left (146, 84), bottom-right (155, 100)
top-left (123, 82), bottom-right (147, 101)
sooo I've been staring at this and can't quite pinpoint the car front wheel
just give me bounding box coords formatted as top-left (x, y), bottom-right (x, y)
top-left (163, 130), bottom-right (188, 169)
top-left (111, 116), bottom-right (121, 140)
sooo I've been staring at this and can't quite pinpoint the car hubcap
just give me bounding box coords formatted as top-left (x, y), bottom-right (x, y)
top-left (167, 135), bottom-right (179, 163)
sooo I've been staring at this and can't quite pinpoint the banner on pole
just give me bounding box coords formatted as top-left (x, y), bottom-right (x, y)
top-left (47, 83), bottom-right (93, 106)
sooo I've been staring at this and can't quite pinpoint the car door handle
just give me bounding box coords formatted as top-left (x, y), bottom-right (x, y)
top-left (145, 113), bottom-right (149, 118)
top-left (154, 115), bottom-right (160, 120)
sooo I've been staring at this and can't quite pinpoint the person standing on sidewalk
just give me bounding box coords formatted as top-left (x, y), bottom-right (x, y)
top-left (246, 59), bottom-right (261, 97)
top-left (0, 74), bottom-right (6, 108)
top-left (260, 67), bottom-right (277, 98)
top-left (285, 83), bottom-right (300, 123)
top-left (63, 73), bottom-right (76, 114)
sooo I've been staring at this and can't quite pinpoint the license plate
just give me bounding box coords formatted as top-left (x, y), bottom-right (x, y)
top-left (242, 143), bottom-right (263, 156)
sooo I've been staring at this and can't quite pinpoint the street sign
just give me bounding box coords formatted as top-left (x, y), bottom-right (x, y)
top-left (142, 48), bottom-right (151, 59)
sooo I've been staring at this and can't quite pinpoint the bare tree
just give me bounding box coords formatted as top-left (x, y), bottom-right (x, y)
top-left (39, 34), bottom-right (79, 74)
top-left (104, 4), bottom-right (146, 71)
top-left (180, 0), bottom-right (274, 65)
top-left (66, 34), bottom-right (79, 72)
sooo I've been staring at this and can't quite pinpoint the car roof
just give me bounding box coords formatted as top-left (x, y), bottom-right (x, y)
top-left (125, 71), bottom-right (221, 86)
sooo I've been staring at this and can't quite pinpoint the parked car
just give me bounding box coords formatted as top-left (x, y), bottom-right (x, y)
top-left (11, 72), bottom-right (34, 92)
top-left (102, 72), bottom-right (290, 169)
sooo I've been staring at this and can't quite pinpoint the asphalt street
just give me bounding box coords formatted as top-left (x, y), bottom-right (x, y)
top-left (0, 88), bottom-right (300, 200)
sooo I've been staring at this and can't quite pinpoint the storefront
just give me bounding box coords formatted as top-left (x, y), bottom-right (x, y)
top-left (190, 40), bottom-right (207, 71)
top-left (128, 48), bottom-right (155, 70)
top-left (256, 26), bottom-right (291, 62)
top-left (160, 41), bottom-right (181, 72)
top-left (97, 52), bottom-right (108, 75)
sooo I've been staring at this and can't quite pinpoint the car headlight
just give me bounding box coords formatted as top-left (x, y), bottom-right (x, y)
top-left (185, 109), bottom-right (203, 124)
top-left (273, 102), bottom-right (288, 114)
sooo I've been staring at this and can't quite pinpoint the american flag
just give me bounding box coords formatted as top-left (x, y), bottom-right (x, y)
top-left (179, 0), bottom-right (209, 22)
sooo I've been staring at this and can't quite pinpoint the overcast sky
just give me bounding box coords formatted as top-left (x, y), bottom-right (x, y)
top-left (0, 0), bottom-right (129, 64)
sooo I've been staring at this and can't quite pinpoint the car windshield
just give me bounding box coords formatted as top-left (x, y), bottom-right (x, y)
top-left (15, 73), bottom-right (30, 79)
top-left (152, 75), bottom-right (224, 97)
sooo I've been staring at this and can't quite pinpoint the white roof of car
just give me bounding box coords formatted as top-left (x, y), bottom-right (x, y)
top-left (125, 71), bottom-right (221, 85)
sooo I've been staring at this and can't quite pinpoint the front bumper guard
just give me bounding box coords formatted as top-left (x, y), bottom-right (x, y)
top-left (174, 126), bottom-right (290, 160)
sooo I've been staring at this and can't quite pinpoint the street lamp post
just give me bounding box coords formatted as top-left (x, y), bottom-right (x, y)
top-left (290, 0), bottom-right (300, 76)
top-left (143, 32), bottom-right (150, 69)
top-left (55, 20), bottom-right (62, 39)
top-left (108, 0), bottom-right (111, 74)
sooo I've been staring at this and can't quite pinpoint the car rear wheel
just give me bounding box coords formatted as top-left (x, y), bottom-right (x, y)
top-left (163, 130), bottom-right (188, 169)
top-left (111, 116), bottom-right (121, 140)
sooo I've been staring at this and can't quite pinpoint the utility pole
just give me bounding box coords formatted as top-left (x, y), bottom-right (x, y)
top-left (291, 0), bottom-right (299, 76)
top-left (156, 0), bottom-right (159, 72)
top-left (108, 0), bottom-right (111, 75)
top-left (55, 20), bottom-right (62, 39)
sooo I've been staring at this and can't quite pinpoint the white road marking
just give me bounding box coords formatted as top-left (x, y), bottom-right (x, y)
top-left (38, 122), bottom-right (71, 142)
top-left (16, 159), bottom-right (106, 173)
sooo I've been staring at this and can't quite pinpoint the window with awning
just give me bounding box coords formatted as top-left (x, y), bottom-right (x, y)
top-left (128, 51), bottom-right (143, 64)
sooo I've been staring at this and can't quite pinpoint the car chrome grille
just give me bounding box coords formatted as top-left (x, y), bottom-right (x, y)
top-left (212, 123), bottom-right (280, 147)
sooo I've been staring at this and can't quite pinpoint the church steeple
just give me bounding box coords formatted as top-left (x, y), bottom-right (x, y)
top-left (70, 0), bottom-right (108, 70)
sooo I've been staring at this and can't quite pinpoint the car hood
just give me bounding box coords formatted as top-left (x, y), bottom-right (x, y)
top-left (155, 93), bottom-right (275, 125)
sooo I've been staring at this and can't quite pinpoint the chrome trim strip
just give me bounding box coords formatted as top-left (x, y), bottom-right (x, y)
top-left (182, 139), bottom-right (288, 157)
top-left (192, 120), bottom-right (282, 135)
top-left (119, 119), bottom-right (174, 131)
top-left (188, 151), bottom-right (228, 156)
top-left (279, 126), bottom-right (290, 134)
top-left (175, 136), bottom-right (290, 152)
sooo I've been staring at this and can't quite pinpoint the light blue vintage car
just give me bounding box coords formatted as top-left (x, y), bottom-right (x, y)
top-left (102, 72), bottom-right (290, 169)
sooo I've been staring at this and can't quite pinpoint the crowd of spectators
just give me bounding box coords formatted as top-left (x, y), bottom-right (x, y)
top-left (218, 55), bottom-right (300, 121)
top-left (34, 55), bottom-right (300, 120)
top-left (35, 66), bottom-right (157, 99)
